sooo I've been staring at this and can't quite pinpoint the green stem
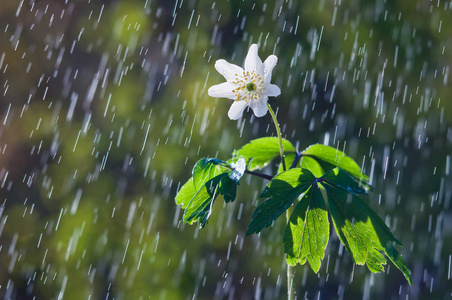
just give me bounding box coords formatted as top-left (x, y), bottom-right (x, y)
top-left (286, 210), bottom-right (294, 300)
top-left (267, 103), bottom-right (294, 300)
top-left (244, 170), bottom-right (273, 181)
top-left (266, 103), bottom-right (286, 171)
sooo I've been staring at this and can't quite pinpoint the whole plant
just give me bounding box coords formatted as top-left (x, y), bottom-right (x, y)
top-left (175, 43), bottom-right (412, 298)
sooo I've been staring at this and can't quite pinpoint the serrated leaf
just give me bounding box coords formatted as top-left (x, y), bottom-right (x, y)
top-left (184, 175), bottom-right (223, 228)
top-left (385, 243), bottom-right (413, 285)
top-left (178, 157), bottom-right (245, 227)
top-left (235, 137), bottom-right (296, 171)
top-left (183, 187), bottom-right (214, 227)
top-left (193, 158), bottom-right (223, 189)
top-left (284, 185), bottom-right (329, 273)
top-left (322, 177), bottom-right (412, 285)
top-left (302, 144), bottom-right (369, 181)
top-left (175, 178), bottom-right (196, 209)
top-left (246, 168), bottom-right (315, 235)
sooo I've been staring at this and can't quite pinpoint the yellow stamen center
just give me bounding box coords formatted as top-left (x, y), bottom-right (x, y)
top-left (231, 70), bottom-right (264, 102)
top-left (246, 83), bottom-right (255, 91)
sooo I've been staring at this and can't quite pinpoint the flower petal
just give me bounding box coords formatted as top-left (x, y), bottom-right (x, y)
top-left (215, 59), bottom-right (244, 82)
top-left (264, 84), bottom-right (281, 97)
top-left (208, 82), bottom-right (236, 99)
top-left (228, 100), bottom-right (249, 120)
top-left (249, 98), bottom-right (269, 118)
top-left (263, 55), bottom-right (278, 84)
top-left (244, 44), bottom-right (263, 76)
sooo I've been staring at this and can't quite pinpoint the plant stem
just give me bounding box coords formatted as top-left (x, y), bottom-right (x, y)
top-left (267, 103), bottom-right (294, 300)
top-left (286, 208), bottom-right (295, 300)
top-left (244, 170), bottom-right (273, 180)
top-left (266, 103), bottom-right (286, 171)
top-left (290, 152), bottom-right (302, 169)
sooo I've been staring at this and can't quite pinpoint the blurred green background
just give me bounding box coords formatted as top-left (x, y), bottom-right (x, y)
top-left (0, 0), bottom-right (451, 299)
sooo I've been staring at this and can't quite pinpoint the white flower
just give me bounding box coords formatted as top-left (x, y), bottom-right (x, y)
top-left (208, 44), bottom-right (281, 120)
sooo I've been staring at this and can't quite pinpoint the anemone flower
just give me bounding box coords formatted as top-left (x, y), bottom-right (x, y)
top-left (208, 44), bottom-right (281, 120)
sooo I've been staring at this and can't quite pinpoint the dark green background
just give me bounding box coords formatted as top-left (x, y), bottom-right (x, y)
top-left (0, 0), bottom-right (451, 299)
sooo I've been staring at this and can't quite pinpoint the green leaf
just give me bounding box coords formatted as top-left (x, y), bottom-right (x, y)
top-left (184, 175), bottom-right (222, 228)
top-left (175, 178), bottom-right (196, 209)
top-left (193, 158), bottom-right (223, 189)
top-left (219, 175), bottom-right (236, 203)
top-left (385, 243), bottom-right (413, 285)
top-left (300, 156), bottom-right (327, 178)
top-left (321, 171), bottom-right (412, 285)
top-left (284, 185), bottom-right (329, 272)
top-left (235, 137), bottom-right (296, 171)
top-left (302, 144), bottom-right (369, 181)
top-left (176, 158), bottom-right (221, 211)
top-left (219, 157), bottom-right (246, 203)
top-left (321, 168), bottom-right (367, 195)
top-left (246, 168), bottom-right (315, 235)
top-left (177, 157), bottom-right (246, 227)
